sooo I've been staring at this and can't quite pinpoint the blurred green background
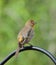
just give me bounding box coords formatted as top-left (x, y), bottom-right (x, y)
top-left (0, 0), bottom-right (56, 65)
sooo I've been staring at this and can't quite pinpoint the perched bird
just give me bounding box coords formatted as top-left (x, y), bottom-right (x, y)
top-left (15, 20), bottom-right (35, 57)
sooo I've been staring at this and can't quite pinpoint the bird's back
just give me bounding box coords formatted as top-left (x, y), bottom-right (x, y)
top-left (18, 25), bottom-right (32, 38)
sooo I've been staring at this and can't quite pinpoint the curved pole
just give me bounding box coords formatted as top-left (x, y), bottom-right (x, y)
top-left (0, 46), bottom-right (56, 65)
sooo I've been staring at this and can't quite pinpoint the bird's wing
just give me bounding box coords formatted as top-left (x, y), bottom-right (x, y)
top-left (28, 29), bottom-right (34, 38)
top-left (25, 29), bottom-right (34, 43)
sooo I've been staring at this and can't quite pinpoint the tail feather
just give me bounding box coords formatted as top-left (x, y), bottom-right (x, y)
top-left (15, 43), bottom-right (22, 57)
top-left (15, 47), bottom-right (20, 57)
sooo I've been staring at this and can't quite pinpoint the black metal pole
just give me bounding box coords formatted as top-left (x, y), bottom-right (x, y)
top-left (0, 46), bottom-right (56, 65)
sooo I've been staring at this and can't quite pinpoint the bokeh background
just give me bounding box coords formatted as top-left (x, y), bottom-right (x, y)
top-left (0, 0), bottom-right (56, 65)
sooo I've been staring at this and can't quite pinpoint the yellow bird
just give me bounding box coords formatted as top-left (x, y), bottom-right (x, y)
top-left (15, 20), bottom-right (35, 56)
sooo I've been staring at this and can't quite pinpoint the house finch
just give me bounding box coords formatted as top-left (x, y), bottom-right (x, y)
top-left (15, 20), bottom-right (35, 57)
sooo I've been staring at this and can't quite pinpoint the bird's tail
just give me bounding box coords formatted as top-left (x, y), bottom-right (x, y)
top-left (15, 47), bottom-right (19, 57)
top-left (15, 43), bottom-right (22, 57)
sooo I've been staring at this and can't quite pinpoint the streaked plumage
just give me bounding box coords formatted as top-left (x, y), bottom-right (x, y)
top-left (15, 20), bottom-right (35, 56)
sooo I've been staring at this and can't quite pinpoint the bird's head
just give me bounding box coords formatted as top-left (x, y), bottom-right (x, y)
top-left (25, 20), bottom-right (36, 28)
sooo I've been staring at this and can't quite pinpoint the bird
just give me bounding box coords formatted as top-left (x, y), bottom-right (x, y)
top-left (15, 19), bottom-right (36, 57)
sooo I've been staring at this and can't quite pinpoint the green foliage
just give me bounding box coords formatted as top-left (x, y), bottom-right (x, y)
top-left (0, 0), bottom-right (56, 65)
